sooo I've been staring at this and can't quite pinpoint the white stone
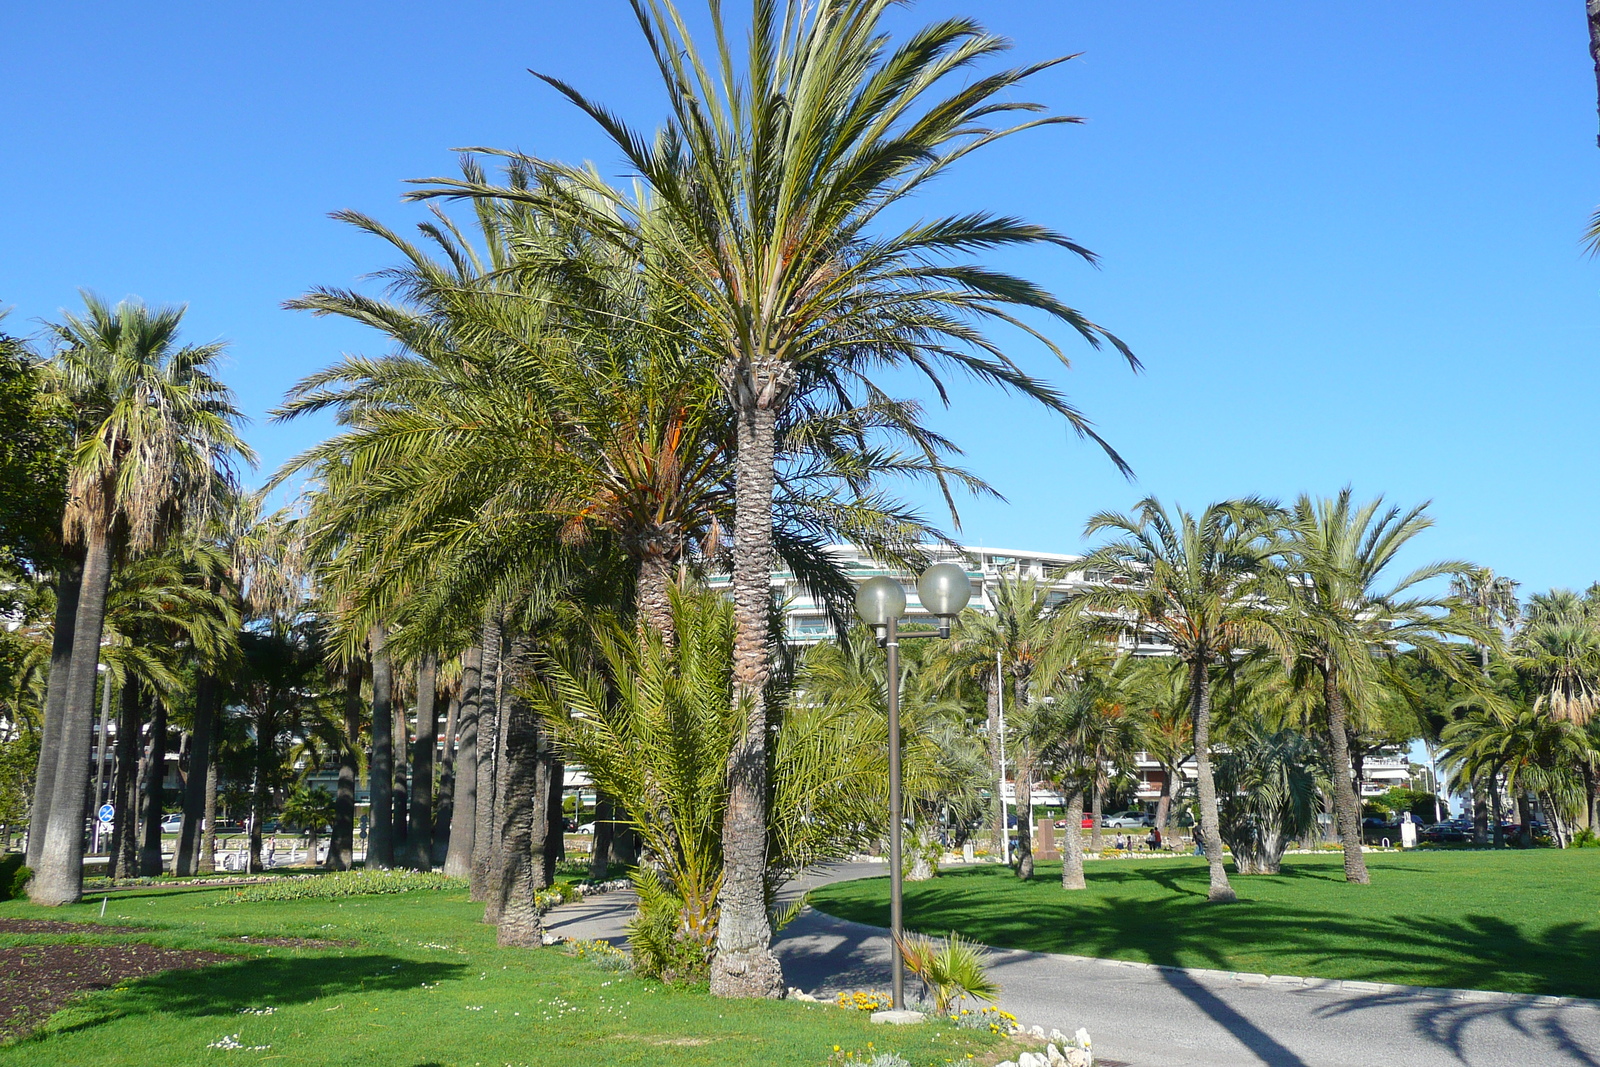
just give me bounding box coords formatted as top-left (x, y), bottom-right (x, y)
top-left (1075, 1027), bottom-right (1093, 1050)
top-left (1029, 1025), bottom-right (1048, 1039)
top-left (1048, 1029), bottom-right (1069, 1045)
top-left (869, 1009), bottom-right (926, 1025)
top-left (1046, 1043), bottom-right (1068, 1066)
top-left (1017, 1053), bottom-right (1047, 1067)
top-left (1064, 1049), bottom-right (1091, 1067)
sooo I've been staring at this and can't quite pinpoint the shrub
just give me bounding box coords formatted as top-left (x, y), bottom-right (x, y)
top-left (563, 938), bottom-right (631, 972)
top-left (0, 854), bottom-right (30, 901)
top-left (1573, 827), bottom-right (1600, 848)
top-left (626, 869), bottom-right (711, 984)
top-left (896, 931), bottom-right (999, 1016)
top-left (210, 869), bottom-right (461, 904)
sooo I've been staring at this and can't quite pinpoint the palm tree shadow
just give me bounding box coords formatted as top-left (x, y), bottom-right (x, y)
top-left (1315, 990), bottom-right (1600, 1066)
top-left (37, 953), bottom-right (464, 1039)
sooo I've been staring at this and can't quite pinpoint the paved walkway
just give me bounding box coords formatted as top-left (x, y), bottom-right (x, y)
top-left (544, 862), bottom-right (1600, 1067)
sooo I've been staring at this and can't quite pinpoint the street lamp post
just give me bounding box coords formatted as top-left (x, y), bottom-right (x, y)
top-left (854, 562), bottom-right (972, 1011)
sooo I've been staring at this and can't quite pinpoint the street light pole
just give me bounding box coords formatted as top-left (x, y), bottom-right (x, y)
top-left (855, 562), bottom-right (971, 1013)
top-left (884, 614), bottom-right (905, 1010)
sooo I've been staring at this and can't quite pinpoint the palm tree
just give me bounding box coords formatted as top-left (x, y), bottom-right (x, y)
top-left (411, 0), bottom-right (1135, 994)
top-left (1213, 719), bottom-right (1323, 875)
top-left (1025, 649), bottom-right (1144, 890)
top-left (1275, 491), bottom-right (1483, 885)
top-left (1076, 498), bottom-right (1283, 903)
top-left (29, 295), bottom-right (251, 905)
top-left (1447, 567), bottom-right (1519, 841)
top-left (794, 624), bottom-right (988, 881)
top-left (929, 574), bottom-right (1067, 878)
top-left (1122, 657), bottom-right (1191, 836)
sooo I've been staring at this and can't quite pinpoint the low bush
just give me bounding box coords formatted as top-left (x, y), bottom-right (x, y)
top-left (209, 869), bottom-right (461, 904)
top-left (563, 938), bottom-right (631, 972)
top-left (897, 931), bottom-right (999, 1016)
top-left (0, 854), bottom-right (30, 901)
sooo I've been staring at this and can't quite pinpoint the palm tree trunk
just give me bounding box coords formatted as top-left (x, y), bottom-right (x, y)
top-left (328, 663), bottom-right (362, 870)
top-left (392, 697), bottom-right (409, 852)
top-left (26, 555), bottom-right (81, 870)
top-left (1472, 777), bottom-right (1489, 845)
top-left (1515, 792), bottom-right (1534, 848)
top-left (1061, 787), bottom-right (1086, 890)
top-left (198, 732), bottom-right (219, 875)
top-left (1189, 659), bottom-right (1235, 903)
top-left (109, 677), bottom-right (141, 880)
top-left (589, 794), bottom-right (616, 880)
top-left (368, 625), bottom-right (394, 868)
top-left (1090, 773), bottom-right (1104, 851)
top-left (445, 646), bottom-right (482, 879)
top-left (408, 652), bottom-right (438, 870)
top-left (471, 619), bottom-right (501, 899)
top-left (1014, 748), bottom-right (1035, 880)
top-left (138, 697), bottom-right (169, 876)
top-left (1157, 760), bottom-right (1182, 836)
top-left (1322, 664), bottom-right (1370, 884)
top-left (544, 757), bottom-right (565, 884)
top-left (29, 529), bottom-right (113, 905)
top-left (1490, 768), bottom-right (1505, 848)
top-left (711, 400), bottom-right (784, 999)
top-left (491, 677), bottom-right (549, 946)
top-left (249, 739), bottom-right (271, 873)
top-left (484, 633), bottom-right (526, 923)
top-left (637, 551), bottom-right (677, 645)
top-left (433, 691), bottom-right (459, 866)
top-left (175, 675), bottom-right (216, 875)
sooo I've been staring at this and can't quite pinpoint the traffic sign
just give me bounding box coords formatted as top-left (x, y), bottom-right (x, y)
top-left (97, 803), bottom-right (115, 824)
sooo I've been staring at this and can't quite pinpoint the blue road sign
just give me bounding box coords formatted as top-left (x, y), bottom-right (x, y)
top-left (97, 803), bottom-right (115, 823)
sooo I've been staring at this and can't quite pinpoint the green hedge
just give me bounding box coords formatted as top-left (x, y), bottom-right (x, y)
top-left (0, 853), bottom-right (30, 901)
top-left (210, 869), bottom-right (462, 904)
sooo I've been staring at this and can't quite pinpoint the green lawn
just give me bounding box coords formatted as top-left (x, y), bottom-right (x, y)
top-left (0, 882), bottom-right (1005, 1067)
top-left (809, 850), bottom-right (1600, 998)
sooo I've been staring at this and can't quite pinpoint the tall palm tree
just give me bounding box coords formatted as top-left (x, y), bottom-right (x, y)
top-left (29, 295), bottom-right (250, 905)
top-left (1275, 491), bottom-right (1483, 885)
top-left (411, 0), bottom-right (1135, 994)
top-left (1076, 498), bottom-right (1282, 903)
top-left (1447, 567), bottom-right (1519, 841)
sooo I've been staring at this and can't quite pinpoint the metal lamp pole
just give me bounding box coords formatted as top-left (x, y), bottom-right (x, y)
top-left (855, 563), bottom-right (972, 1011)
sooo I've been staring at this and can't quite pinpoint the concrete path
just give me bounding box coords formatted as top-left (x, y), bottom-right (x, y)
top-left (543, 862), bottom-right (1600, 1067)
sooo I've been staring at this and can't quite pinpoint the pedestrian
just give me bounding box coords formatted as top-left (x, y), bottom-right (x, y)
top-left (1147, 826), bottom-right (1163, 851)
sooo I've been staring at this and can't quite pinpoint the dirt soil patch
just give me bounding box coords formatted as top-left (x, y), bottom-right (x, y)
top-left (0, 919), bottom-right (147, 936)
top-left (0, 942), bottom-right (230, 1040)
top-left (227, 935), bottom-right (357, 948)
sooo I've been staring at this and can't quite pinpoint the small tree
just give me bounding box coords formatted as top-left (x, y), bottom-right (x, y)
top-left (1215, 722), bottom-right (1322, 874)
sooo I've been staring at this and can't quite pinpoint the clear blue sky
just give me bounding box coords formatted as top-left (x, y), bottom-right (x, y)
top-left (3, 2), bottom-right (1596, 596)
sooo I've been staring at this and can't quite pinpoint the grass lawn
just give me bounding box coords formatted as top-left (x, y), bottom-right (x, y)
top-left (0, 880), bottom-right (1007, 1067)
top-left (809, 849), bottom-right (1600, 999)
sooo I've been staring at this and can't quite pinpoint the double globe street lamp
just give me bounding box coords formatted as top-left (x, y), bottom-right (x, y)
top-left (853, 561), bottom-right (972, 1011)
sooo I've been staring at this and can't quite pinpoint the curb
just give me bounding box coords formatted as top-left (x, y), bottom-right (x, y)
top-left (1014, 948), bottom-right (1600, 1011)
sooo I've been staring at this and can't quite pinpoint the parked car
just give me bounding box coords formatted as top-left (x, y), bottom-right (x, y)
top-left (576, 823), bottom-right (597, 835)
top-left (1102, 811), bottom-right (1152, 829)
top-left (159, 813), bottom-right (184, 834)
top-left (1419, 822), bottom-right (1469, 843)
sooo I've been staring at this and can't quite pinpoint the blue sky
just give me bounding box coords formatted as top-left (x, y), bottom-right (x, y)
top-left (3, 1), bottom-right (1596, 597)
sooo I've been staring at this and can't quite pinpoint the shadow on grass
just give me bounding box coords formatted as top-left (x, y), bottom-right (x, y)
top-left (32, 953), bottom-right (465, 1040)
top-left (811, 866), bottom-right (1600, 998)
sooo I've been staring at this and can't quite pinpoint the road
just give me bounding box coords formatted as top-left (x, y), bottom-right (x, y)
top-left (544, 861), bottom-right (1600, 1067)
